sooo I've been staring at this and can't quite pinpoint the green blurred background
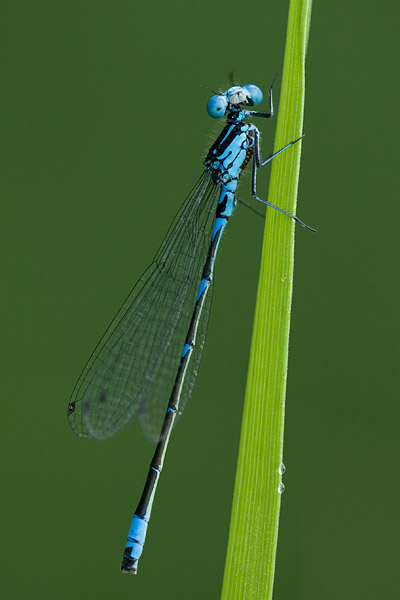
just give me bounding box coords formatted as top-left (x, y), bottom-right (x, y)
top-left (1, 1), bottom-right (399, 598)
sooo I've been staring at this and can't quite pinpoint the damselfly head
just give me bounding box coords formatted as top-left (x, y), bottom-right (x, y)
top-left (207, 84), bottom-right (263, 119)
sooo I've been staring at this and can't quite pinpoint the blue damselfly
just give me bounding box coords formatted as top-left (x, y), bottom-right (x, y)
top-left (68, 78), bottom-right (313, 573)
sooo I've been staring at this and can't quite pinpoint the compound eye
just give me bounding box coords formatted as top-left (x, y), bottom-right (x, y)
top-left (207, 94), bottom-right (228, 118)
top-left (243, 84), bottom-right (263, 106)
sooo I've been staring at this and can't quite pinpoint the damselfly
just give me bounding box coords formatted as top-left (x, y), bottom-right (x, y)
top-left (68, 78), bottom-right (313, 574)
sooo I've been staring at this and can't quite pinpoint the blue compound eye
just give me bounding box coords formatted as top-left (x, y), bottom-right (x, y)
top-left (243, 84), bottom-right (263, 106)
top-left (207, 94), bottom-right (228, 118)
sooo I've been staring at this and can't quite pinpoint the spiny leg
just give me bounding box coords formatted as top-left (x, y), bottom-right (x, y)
top-left (250, 131), bottom-right (315, 231)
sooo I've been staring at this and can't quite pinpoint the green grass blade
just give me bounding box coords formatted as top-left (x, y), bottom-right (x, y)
top-left (221, 1), bottom-right (313, 598)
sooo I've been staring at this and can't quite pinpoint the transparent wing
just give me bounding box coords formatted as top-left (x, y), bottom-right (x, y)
top-left (138, 264), bottom-right (215, 440)
top-left (68, 171), bottom-right (219, 440)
